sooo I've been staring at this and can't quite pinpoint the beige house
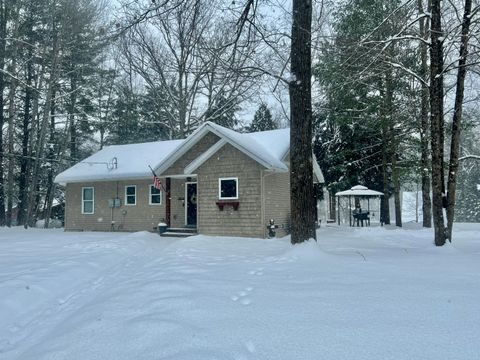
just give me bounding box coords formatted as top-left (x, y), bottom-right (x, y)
top-left (55, 122), bottom-right (324, 238)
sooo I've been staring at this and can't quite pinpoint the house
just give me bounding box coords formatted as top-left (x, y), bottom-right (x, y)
top-left (55, 122), bottom-right (325, 238)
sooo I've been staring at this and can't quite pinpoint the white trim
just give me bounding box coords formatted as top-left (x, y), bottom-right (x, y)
top-left (218, 177), bottom-right (238, 200)
top-left (155, 123), bottom-right (211, 175)
top-left (207, 126), bottom-right (284, 171)
top-left (312, 153), bottom-right (325, 183)
top-left (81, 187), bottom-right (94, 214)
top-left (185, 182), bottom-right (198, 226)
top-left (149, 184), bottom-right (162, 205)
top-left (160, 174), bottom-right (197, 179)
top-left (124, 185), bottom-right (137, 206)
top-left (184, 139), bottom-right (227, 174)
top-left (155, 122), bottom-right (288, 176)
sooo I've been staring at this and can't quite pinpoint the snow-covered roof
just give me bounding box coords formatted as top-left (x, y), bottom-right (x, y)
top-left (55, 122), bottom-right (323, 184)
top-left (155, 122), bottom-right (290, 175)
top-left (54, 140), bottom-right (183, 184)
top-left (335, 185), bottom-right (383, 197)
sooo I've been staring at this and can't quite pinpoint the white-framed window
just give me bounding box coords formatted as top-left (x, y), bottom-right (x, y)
top-left (218, 177), bottom-right (238, 199)
top-left (82, 187), bottom-right (94, 214)
top-left (125, 185), bottom-right (136, 205)
top-left (149, 185), bottom-right (162, 205)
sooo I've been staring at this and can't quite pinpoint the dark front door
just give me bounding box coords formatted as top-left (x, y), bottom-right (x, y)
top-left (186, 182), bottom-right (197, 227)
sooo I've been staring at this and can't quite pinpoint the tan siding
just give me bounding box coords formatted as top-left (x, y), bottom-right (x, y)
top-left (161, 132), bottom-right (220, 175)
top-left (170, 178), bottom-right (187, 227)
top-left (263, 171), bottom-right (291, 237)
top-left (65, 179), bottom-right (167, 231)
top-left (196, 143), bottom-right (264, 238)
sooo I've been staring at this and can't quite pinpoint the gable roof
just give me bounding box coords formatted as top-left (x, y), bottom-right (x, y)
top-left (54, 122), bottom-right (325, 184)
top-left (155, 122), bottom-right (290, 175)
top-left (54, 139), bottom-right (183, 184)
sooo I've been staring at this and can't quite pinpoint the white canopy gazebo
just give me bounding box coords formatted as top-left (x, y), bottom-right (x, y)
top-left (335, 185), bottom-right (384, 226)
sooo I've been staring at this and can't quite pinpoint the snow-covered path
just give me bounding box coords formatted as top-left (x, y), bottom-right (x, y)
top-left (0, 224), bottom-right (479, 360)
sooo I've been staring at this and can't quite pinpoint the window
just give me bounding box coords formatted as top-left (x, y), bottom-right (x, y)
top-left (149, 185), bottom-right (162, 205)
top-left (82, 187), bottom-right (94, 214)
top-left (125, 185), bottom-right (136, 205)
top-left (218, 177), bottom-right (238, 199)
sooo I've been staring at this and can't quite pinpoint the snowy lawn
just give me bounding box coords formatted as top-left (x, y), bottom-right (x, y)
top-left (0, 224), bottom-right (479, 360)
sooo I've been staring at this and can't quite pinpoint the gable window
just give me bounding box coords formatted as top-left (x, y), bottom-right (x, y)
top-left (149, 185), bottom-right (162, 205)
top-left (218, 177), bottom-right (238, 199)
top-left (82, 187), bottom-right (94, 214)
top-left (125, 185), bottom-right (136, 205)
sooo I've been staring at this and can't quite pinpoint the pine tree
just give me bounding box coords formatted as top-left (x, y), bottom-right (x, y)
top-left (247, 103), bottom-right (277, 132)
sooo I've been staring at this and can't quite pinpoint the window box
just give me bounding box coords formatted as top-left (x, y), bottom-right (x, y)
top-left (216, 200), bottom-right (240, 211)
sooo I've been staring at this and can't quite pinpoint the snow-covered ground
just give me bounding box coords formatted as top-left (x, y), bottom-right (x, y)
top-left (1, 224), bottom-right (479, 360)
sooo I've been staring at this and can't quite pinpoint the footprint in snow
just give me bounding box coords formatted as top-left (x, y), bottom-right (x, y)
top-left (248, 268), bottom-right (264, 276)
top-left (245, 340), bottom-right (256, 353)
top-left (240, 298), bottom-right (251, 306)
top-left (231, 287), bottom-right (253, 305)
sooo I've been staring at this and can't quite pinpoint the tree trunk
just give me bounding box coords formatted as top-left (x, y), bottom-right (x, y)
top-left (381, 121), bottom-right (390, 225)
top-left (44, 89), bottom-right (57, 228)
top-left (6, 68), bottom-right (18, 227)
top-left (0, 0), bottom-right (7, 226)
top-left (392, 151), bottom-right (402, 227)
top-left (69, 77), bottom-right (77, 165)
top-left (418, 0), bottom-right (432, 228)
top-left (385, 66), bottom-right (402, 227)
top-left (25, 30), bottom-right (60, 228)
top-left (17, 49), bottom-right (33, 226)
top-left (5, 4), bottom-right (19, 227)
top-left (429, 0), bottom-right (446, 246)
top-left (446, 0), bottom-right (472, 241)
top-left (289, 0), bottom-right (316, 244)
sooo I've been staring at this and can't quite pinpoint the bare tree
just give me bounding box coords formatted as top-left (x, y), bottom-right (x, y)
top-left (116, 0), bottom-right (260, 138)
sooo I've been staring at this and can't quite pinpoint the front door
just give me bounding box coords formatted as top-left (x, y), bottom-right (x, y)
top-left (185, 182), bottom-right (197, 227)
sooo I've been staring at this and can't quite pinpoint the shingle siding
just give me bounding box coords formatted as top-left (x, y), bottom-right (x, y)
top-left (170, 178), bottom-right (186, 228)
top-left (63, 131), bottom-right (292, 238)
top-left (196, 143), bottom-right (265, 238)
top-left (263, 171), bottom-right (291, 237)
top-left (65, 179), bottom-right (166, 231)
top-left (161, 132), bottom-right (220, 176)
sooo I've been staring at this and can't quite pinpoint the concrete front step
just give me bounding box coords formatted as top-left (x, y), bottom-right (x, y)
top-left (166, 227), bottom-right (197, 233)
top-left (160, 227), bottom-right (198, 237)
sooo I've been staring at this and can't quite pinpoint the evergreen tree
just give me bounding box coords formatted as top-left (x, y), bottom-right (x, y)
top-left (314, 0), bottom-right (418, 225)
top-left (204, 93), bottom-right (239, 130)
top-left (247, 103), bottom-right (277, 132)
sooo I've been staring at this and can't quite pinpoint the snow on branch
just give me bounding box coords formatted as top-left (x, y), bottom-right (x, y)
top-left (459, 155), bottom-right (480, 161)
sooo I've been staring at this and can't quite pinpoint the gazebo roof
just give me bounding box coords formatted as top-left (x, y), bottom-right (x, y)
top-left (335, 185), bottom-right (383, 197)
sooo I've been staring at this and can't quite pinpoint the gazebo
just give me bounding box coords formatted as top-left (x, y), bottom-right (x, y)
top-left (335, 185), bottom-right (384, 226)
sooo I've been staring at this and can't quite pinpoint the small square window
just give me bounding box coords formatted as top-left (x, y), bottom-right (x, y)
top-left (149, 185), bottom-right (162, 205)
top-left (125, 185), bottom-right (136, 205)
top-left (219, 178), bottom-right (238, 199)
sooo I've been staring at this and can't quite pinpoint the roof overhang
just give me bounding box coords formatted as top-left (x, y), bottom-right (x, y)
top-left (155, 122), bottom-right (288, 175)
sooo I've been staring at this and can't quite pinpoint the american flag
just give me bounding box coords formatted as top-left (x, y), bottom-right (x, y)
top-left (153, 174), bottom-right (162, 190)
top-left (149, 165), bottom-right (164, 191)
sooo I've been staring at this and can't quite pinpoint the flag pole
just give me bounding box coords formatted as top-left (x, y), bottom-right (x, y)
top-left (148, 165), bottom-right (167, 192)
